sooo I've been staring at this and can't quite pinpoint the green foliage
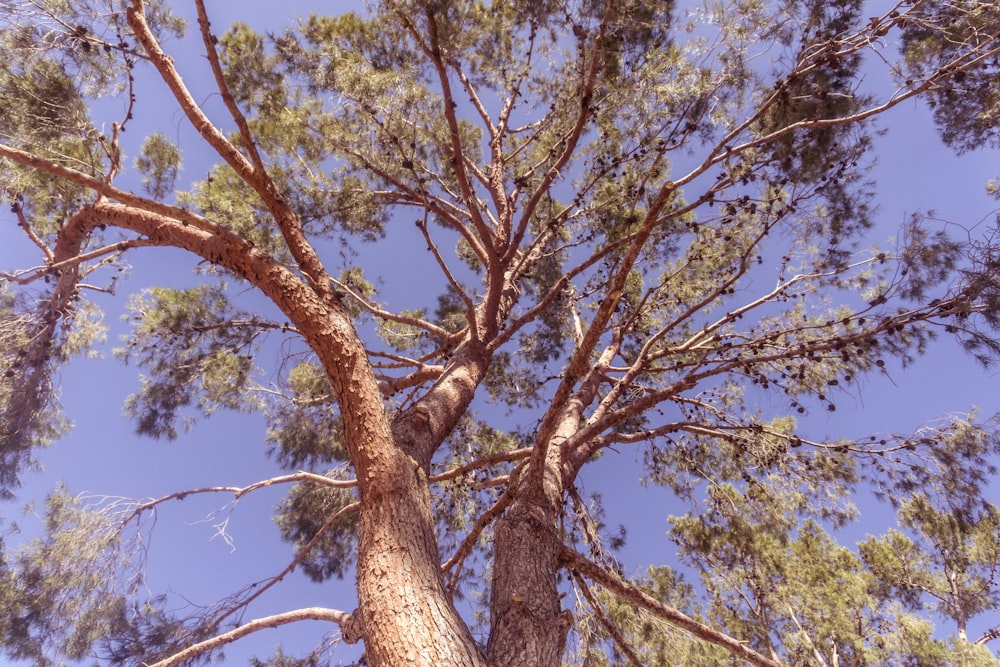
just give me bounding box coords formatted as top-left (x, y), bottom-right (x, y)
top-left (570, 566), bottom-right (731, 666)
top-left (901, 0), bottom-right (1000, 153)
top-left (266, 361), bottom-right (347, 469)
top-left (180, 164), bottom-right (293, 258)
top-left (250, 646), bottom-right (326, 667)
top-left (117, 285), bottom-right (263, 439)
top-left (0, 289), bottom-right (59, 496)
top-left (860, 416), bottom-right (1000, 648)
top-left (135, 132), bottom-right (182, 200)
top-left (274, 478), bottom-right (358, 582)
top-left (0, 56), bottom-right (90, 144)
top-left (0, 280), bottom-right (104, 498)
top-left (0, 487), bottom-right (135, 665)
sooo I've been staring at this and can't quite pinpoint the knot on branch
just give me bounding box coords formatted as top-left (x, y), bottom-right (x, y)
top-left (341, 608), bottom-right (364, 644)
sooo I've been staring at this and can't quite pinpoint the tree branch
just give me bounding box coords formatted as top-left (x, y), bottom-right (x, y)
top-left (199, 501), bottom-right (360, 639)
top-left (125, 0), bottom-right (254, 183)
top-left (117, 471), bottom-right (357, 530)
top-left (442, 464), bottom-right (524, 595)
top-left (430, 447), bottom-right (531, 485)
top-left (193, 0), bottom-right (266, 175)
top-left (143, 607), bottom-right (360, 667)
top-left (417, 8), bottom-right (497, 261)
top-left (561, 546), bottom-right (786, 667)
top-left (127, 0), bottom-right (337, 302)
top-left (571, 571), bottom-right (644, 667)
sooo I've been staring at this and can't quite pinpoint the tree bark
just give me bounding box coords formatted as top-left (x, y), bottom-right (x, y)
top-left (354, 444), bottom-right (486, 666)
top-left (289, 292), bottom-right (487, 666)
top-left (486, 447), bottom-right (569, 667)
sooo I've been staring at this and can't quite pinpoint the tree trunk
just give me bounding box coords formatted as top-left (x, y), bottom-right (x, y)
top-left (355, 444), bottom-right (487, 666)
top-left (303, 313), bottom-right (486, 666)
top-left (487, 450), bottom-right (569, 667)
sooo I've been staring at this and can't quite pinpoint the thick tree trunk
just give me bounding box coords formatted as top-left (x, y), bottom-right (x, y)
top-left (303, 313), bottom-right (486, 666)
top-left (355, 444), bottom-right (487, 666)
top-left (486, 451), bottom-right (569, 667)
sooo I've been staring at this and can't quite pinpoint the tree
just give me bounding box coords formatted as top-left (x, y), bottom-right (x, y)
top-left (1, 0), bottom-right (1000, 665)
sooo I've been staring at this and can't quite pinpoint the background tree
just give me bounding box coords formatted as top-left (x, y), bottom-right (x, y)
top-left (1, 0), bottom-right (1000, 665)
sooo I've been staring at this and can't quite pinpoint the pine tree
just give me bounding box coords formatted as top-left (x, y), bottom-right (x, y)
top-left (1, 1), bottom-right (999, 665)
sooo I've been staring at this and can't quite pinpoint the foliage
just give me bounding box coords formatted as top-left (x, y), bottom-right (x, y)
top-left (0, 0), bottom-right (999, 665)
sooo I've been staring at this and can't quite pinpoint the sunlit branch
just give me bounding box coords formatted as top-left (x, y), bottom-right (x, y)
top-left (648, 257), bottom-right (880, 367)
top-left (976, 625), bottom-right (1000, 646)
top-left (0, 142), bottom-right (219, 234)
top-left (565, 419), bottom-right (739, 477)
top-left (586, 231), bottom-right (766, 430)
top-left (378, 364), bottom-right (444, 398)
top-left (470, 475), bottom-right (510, 490)
top-left (331, 277), bottom-right (453, 340)
top-left (487, 28), bottom-right (537, 249)
top-left (489, 233), bottom-right (628, 353)
top-left (194, 0), bottom-right (266, 175)
top-left (561, 546), bottom-right (786, 667)
top-left (506, 16), bottom-right (610, 260)
top-left (145, 607), bottom-right (361, 667)
top-left (334, 139), bottom-right (492, 265)
top-left (509, 202), bottom-right (586, 276)
top-left (125, 0), bottom-right (254, 183)
top-left (537, 183), bottom-right (709, 487)
top-left (128, 0), bottom-right (336, 302)
top-left (496, 25), bottom-right (535, 140)
top-left (369, 348), bottom-right (442, 369)
top-left (413, 214), bottom-right (478, 325)
top-left (148, 318), bottom-right (293, 339)
top-left (449, 57), bottom-right (512, 245)
top-left (105, 99), bottom-right (125, 183)
top-left (571, 571), bottom-right (644, 667)
top-left (420, 10), bottom-right (498, 260)
top-left (10, 200), bottom-right (53, 260)
top-left (674, 15), bottom-right (1000, 193)
top-left (116, 471), bottom-right (358, 530)
top-left (573, 300), bottom-right (968, 452)
top-left (453, 62), bottom-right (496, 138)
top-left (504, 110), bottom-right (558, 164)
top-left (670, 8), bottom-right (982, 210)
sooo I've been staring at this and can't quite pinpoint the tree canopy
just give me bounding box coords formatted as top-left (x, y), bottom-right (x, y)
top-left (1, 0), bottom-right (1000, 665)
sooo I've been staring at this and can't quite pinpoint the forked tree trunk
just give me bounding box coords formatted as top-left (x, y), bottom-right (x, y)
top-left (305, 316), bottom-right (487, 666)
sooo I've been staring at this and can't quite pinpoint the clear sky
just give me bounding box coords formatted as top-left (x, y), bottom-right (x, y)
top-left (1, 1), bottom-right (999, 664)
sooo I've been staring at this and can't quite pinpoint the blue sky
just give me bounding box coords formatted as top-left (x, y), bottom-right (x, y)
top-left (2, 1), bottom-right (999, 664)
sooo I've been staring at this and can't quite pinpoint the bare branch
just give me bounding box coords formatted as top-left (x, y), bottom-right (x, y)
top-left (144, 607), bottom-right (361, 667)
top-left (117, 471), bottom-right (357, 530)
top-left (430, 447), bottom-right (531, 485)
top-left (127, 0), bottom-right (336, 301)
top-left (12, 201), bottom-right (53, 261)
top-left (125, 0), bottom-right (254, 182)
top-left (0, 142), bottom-right (218, 233)
top-left (414, 8), bottom-right (497, 259)
top-left (199, 501), bottom-right (360, 638)
top-left (442, 464), bottom-right (523, 594)
top-left (4, 238), bottom-right (157, 285)
top-left (331, 275), bottom-right (454, 341)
